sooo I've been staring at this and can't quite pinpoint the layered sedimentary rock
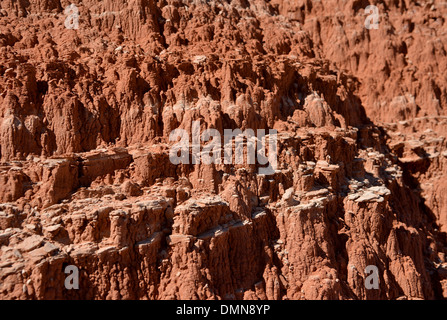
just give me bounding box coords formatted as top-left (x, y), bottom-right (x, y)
top-left (0, 0), bottom-right (446, 299)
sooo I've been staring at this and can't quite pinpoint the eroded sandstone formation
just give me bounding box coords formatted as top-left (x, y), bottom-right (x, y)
top-left (0, 0), bottom-right (446, 300)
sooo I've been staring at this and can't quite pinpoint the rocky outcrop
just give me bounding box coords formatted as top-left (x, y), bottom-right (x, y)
top-left (0, 0), bottom-right (446, 300)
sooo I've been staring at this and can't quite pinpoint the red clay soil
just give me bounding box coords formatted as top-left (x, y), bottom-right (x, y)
top-left (0, 0), bottom-right (446, 299)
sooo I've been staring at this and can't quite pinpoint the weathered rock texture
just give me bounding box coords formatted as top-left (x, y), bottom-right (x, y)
top-left (0, 0), bottom-right (446, 300)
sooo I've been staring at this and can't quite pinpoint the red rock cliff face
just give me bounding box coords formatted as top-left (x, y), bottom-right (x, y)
top-left (0, 0), bottom-right (446, 300)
